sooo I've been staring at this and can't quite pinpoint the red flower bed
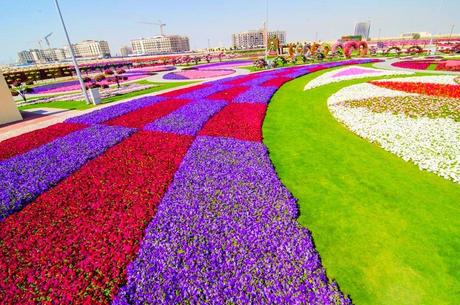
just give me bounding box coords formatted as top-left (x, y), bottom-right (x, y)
top-left (436, 61), bottom-right (460, 71)
top-left (0, 131), bottom-right (193, 304)
top-left (159, 83), bottom-right (211, 98)
top-left (261, 77), bottom-right (293, 87)
top-left (199, 103), bottom-right (267, 141)
top-left (370, 81), bottom-right (460, 99)
top-left (0, 123), bottom-right (85, 161)
top-left (105, 99), bottom-right (190, 129)
top-left (207, 85), bottom-right (249, 102)
top-left (391, 60), bottom-right (432, 70)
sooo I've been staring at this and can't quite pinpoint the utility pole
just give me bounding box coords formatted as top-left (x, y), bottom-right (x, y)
top-left (53, 0), bottom-right (91, 105)
top-left (449, 24), bottom-right (455, 39)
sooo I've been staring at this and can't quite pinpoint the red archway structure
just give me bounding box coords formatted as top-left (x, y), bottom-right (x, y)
top-left (386, 46), bottom-right (402, 54)
top-left (332, 42), bottom-right (344, 55)
top-left (343, 41), bottom-right (359, 58)
top-left (453, 44), bottom-right (460, 53)
top-left (407, 45), bottom-right (423, 54)
top-left (357, 41), bottom-right (368, 56)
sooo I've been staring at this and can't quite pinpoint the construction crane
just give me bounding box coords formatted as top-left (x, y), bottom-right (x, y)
top-left (139, 20), bottom-right (166, 36)
top-left (43, 32), bottom-right (53, 49)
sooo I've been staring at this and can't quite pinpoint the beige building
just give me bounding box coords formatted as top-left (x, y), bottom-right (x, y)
top-left (131, 35), bottom-right (190, 55)
top-left (120, 46), bottom-right (133, 57)
top-left (64, 40), bottom-right (111, 58)
top-left (232, 30), bottom-right (286, 49)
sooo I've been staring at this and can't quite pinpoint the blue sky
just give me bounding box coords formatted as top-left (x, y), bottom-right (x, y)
top-left (0, 0), bottom-right (458, 64)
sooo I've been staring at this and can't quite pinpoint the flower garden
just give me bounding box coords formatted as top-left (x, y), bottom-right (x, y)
top-left (162, 60), bottom-right (252, 80)
top-left (1, 57), bottom-right (459, 305)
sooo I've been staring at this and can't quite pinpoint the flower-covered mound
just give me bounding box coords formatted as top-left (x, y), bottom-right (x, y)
top-left (328, 82), bottom-right (460, 183)
top-left (0, 58), bottom-right (376, 304)
top-left (304, 66), bottom-right (413, 90)
top-left (114, 136), bottom-right (349, 305)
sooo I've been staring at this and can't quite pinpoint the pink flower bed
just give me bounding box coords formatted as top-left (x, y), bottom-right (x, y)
top-left (332, 67), bottom-right (380, 78)
top-left (164, 69), bottom-right (235, 80)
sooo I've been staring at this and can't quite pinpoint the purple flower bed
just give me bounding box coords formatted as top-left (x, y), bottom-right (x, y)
top-left (163, 69), bottom-right (235, 80)
top-left (66, 96), bottom-right (165, 125)
top-left (234, 86), bottom-right (278, 104)
top-left (163, 72), bottom-right (189, 80)
top-left (0, 124), bottom-right (134, 220)
top-left (113, 136), bottom-right (350, 305)
top-left (145, 100), bottom-right (227, 135)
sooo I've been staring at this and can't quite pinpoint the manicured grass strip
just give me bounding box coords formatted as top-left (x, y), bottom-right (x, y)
top-left (105, 99), bottom-right (191, 129)
top-left (0, 131), bottom-right (194, 304)
top-left (200, 103), bottom-right (267, 142)
top-left (427, 63), bottom-right (438, 70)
top-left (0, 125), bottom-right (134, 220)
top-left (18, 81), bottom-right (196, 111)
top-left (145, 99), bottom-right (227, 135)
top-left (263, 69), bottom-right (460, 305)
top-left (0, 122), bottom-right (85, 161)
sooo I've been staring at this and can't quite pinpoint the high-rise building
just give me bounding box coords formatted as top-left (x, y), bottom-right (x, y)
top-left (131, 35), bottom-right (190, 55)
top-left (354, 22), bottom-right (371, 40)
top-left (232, 30), bottom-right (286, 49)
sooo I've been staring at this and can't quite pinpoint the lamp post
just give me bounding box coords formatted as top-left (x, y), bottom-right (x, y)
top-left (53, 0), bottom-right (91, 105)
top-left (265, 0), bottom-right (269, 63)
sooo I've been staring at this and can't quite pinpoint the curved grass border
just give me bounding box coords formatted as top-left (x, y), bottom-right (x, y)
top-left (263, 67), bottom-right (460, 305)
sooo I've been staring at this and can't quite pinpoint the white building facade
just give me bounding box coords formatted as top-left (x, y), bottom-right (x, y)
top-left (131, 35), bottom-right (190, 55)
top-left (232, 30), bottom-right (286, 49)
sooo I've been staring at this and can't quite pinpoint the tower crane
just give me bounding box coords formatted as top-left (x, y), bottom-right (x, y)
top-left (139, 20), bottom-right (166, 36)
top-left (43, 32), bottom-right (53, 49)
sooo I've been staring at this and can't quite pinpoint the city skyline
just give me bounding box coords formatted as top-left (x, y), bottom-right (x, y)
top-left (0, 0), bottom-right (459, 64)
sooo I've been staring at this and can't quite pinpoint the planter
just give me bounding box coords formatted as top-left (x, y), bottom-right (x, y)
top-left (89, 87), bottom-right (101, 105)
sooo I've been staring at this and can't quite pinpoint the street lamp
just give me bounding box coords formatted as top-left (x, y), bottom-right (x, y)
top-left (265, 0), bottom-right (269, 63)
top-left (53, 0), bottom-right (91, 105)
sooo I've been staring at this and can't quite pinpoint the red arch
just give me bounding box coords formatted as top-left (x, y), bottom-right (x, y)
top-left (407, 45), bottom-right (423, 54)
top-left (344, 41), bottom-right (359, 58)
top-left (357, 41), bottom-right (368, 56)
top-left (386, 46), bottom-right (402, 54)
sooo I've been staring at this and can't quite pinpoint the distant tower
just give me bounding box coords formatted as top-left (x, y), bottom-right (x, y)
top-left (354, 21), bottom-right (371, 40)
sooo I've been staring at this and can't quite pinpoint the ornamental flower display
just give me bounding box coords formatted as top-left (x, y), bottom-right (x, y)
top-left (0, 58), bottom-right (376, 303)
top-left (304, 66), bottom-right (413, 90)
top-left (328, 82), bottom-right (460, 183)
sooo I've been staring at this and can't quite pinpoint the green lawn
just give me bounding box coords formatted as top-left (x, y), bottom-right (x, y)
top-left (427, 63), bottom-right (438, 70)
top-left (263, 68), bottom-right (460, 305)
top-left (19, 81), bottom-right (196, 111)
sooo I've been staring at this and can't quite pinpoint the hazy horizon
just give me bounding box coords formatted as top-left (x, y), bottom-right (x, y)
top-left (0, 0), bottom-right (458, 64)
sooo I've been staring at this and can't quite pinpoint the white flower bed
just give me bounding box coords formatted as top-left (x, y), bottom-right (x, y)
top-left (328, 84), bottom-right (460, 183)
top-left (372, 75), bottom-right (459, 85)
top-left (305, 66), bottom-right (413, 90)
